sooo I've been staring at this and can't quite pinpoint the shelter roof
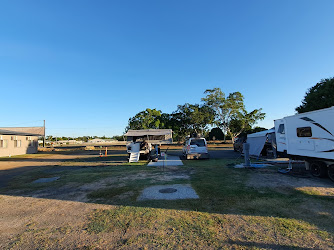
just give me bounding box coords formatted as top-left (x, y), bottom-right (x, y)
top-left (124, 129), bottom-right (172, 137)
top-left (247, 128), bottom-right (275, 138)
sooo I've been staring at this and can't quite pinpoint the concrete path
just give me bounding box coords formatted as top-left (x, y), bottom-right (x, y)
top-left (137, 184), bottom-right (199, 201)
top-left (147, 155), bottom-right (183, 167)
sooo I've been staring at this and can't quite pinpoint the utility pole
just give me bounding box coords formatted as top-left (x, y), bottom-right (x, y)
top-left (43, 120), bottom-right (46, 147)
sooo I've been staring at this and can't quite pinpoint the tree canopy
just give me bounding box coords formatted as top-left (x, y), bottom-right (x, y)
top-left (202, 88), bottom-right (265, 141)
top-left (126, 104), bottom-right (215, 141)
top-left (171, 103), bottom-right (215, 138)
top-left (296, 77), bottom-right (334, 113)
top-left (125, 88), bottom-right (265, 142)
top-left (126, 108), bottom-right (162, 131)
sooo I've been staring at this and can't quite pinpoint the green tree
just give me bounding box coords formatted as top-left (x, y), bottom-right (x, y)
top-left (112, 135), bottom-right (124, 141)
top-left (208, 127), bottom-right (224, 140)
top-left (46, 135), bottom-right (55, 141)
top-left (296, 77), bottom-right (334, 113)
top-left (171, 103), bottom-right (215, 139)
top-left (126, 108), bottom-right (162, 131)
top-left (202, 88), bottom-right (265, 142)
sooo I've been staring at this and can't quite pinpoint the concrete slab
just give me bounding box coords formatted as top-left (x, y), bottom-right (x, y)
top-left (148, 155), bottom-right (183, 167)
top-left (137, 184), bottom-right (199, 201)
top-left (234, 163), bottom-right (273, 169)
top-left (33, 177), bottom-right (60, 183)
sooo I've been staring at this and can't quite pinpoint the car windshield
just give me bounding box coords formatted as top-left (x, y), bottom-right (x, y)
top-left (190, 139), bottom-right (206, 147)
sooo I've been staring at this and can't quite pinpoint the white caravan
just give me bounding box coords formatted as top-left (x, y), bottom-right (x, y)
top-left (274, 106), bottom-right (334, 181)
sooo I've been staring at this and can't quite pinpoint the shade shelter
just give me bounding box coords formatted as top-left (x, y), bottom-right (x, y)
top-left (247, 128), bottom-right (275, 157)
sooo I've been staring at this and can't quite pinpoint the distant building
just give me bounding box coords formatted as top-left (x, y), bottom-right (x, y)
top-left (0, 127), bottom-right (44, 157)
top-left (53, 140), bottom-right (83, 145)
top-left (88, 138), bottom-right (116, 144)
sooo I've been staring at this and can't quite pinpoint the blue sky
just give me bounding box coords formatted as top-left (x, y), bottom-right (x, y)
top-left (1, 0), bottom-right (333, 137)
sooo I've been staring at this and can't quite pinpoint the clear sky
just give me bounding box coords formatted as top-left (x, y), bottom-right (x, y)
top-left (1, 0), bottom-right (333, 137)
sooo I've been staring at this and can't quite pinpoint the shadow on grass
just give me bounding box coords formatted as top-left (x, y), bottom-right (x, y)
top-left (0, 151), bottom-right (333, 248)
top-left (226, 240), bottom-right (314, 250)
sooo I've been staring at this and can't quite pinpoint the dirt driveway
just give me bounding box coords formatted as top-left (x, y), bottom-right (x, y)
top-left (0, 150), bottom-right (101, 189)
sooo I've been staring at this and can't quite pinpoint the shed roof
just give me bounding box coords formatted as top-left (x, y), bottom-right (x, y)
top-left (124, 129), bottom-right (172, 137)
top-left (0, 127), bottom-right (45, 136)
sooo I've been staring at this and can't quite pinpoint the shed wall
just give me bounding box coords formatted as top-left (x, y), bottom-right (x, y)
top-left (0, 134), bottom-right (38, 157)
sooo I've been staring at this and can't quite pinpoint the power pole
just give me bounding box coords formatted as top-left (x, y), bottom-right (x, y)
top-left (43, 120), bottom-right (46, 147)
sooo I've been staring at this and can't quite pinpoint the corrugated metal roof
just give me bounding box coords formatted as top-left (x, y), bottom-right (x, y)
top-left (124, 129), bottom-right (172, 136)
top-left (0, 127), bottom-right (45, 136)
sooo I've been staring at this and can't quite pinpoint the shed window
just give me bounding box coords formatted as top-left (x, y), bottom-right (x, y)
top-left (0, 139), bottom-right (8, 148)
top-left (29, 140), bottom-right (35, 147)
top-left (297, 127), bottom-right (312, 137)
top-left (14, 140), bottom-right (21, 148)
top-left (277, 124), bottom-right (285, 134)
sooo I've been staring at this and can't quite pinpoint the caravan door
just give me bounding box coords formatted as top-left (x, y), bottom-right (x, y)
top-left (275, 119), bottom-right (287, 153)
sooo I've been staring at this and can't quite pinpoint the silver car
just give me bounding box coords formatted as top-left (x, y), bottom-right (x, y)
top-left (182, 137), bottom-right (209, 159)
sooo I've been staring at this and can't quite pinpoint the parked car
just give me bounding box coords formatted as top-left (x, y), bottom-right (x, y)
top-left (183, 137), bottom-right (209, 159)
top-left (233, 137), bottom-right (246, 152)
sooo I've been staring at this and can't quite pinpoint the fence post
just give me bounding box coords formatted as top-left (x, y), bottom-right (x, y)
top-left (243, 143), bottom-right (250, 167)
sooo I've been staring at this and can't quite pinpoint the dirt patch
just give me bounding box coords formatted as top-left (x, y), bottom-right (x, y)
top-left (246, 167), bottom-right (334, 196)
top-left (21, 168), bottom-right (192, 202)
top-left (0, 195), bottom-right (114, 249)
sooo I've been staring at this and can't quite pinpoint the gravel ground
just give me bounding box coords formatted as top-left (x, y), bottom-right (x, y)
top-left (137, 184), bottom-right (199, 201)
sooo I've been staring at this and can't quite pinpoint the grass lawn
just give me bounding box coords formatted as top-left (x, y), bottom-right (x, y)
top-left (1, 153), bottom-right (334, 249)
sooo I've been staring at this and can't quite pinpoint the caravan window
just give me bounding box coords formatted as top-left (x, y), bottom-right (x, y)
top-left (297, 127), bottom-right (312, 137)
top-left (277, 124), bottom-right (285, 134)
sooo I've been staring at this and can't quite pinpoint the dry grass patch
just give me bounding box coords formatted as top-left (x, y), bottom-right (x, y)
top-left (1, 152), bottom-right (334, 249)
top-left (85, 206), bottom-right (333, 249)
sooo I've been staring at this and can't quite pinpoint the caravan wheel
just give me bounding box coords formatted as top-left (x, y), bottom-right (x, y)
top-left (310, 161), bottom-right (327, 178)
top-left (328, 165), bottom-right (334, 182)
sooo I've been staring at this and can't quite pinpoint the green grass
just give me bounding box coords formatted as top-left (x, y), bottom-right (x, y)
top-left (2, 154), bottom-right (334, 249)
top-left (85, 158), bottom-right (334, 248)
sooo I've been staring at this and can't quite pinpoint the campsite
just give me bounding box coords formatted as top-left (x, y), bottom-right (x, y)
top-left (0, 144), bottom-right (334, 249)
top-left (2, 1), bottom-right (334, 249)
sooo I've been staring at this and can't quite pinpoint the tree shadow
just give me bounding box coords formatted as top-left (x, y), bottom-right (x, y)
top-left (0, 150), bottom-right (333, 249)
top-left (226, 240), bottom-right (315, 250)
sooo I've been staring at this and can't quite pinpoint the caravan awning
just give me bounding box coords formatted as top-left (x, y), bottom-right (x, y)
top-left (124, 129), bottom-right (172, 137)
top-left (247, 128), bottom-right (275, 138)
top-left (247, 128), bottom-right (275, 156)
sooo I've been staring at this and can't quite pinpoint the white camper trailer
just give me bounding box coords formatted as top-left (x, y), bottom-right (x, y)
top-left (124, 129), bottom-right (173, 163)
top-left (274, 106), bottom-right (334, 181)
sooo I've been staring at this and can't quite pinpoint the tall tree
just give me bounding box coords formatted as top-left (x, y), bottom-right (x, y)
top-left (126, 108), bottom-right (162, 131)
top-left (159, 104), bottom-right (215, 140)
top-left (296, 77), bottom-right (334, 113)
top-left (208, 127), bottom-right (225, 140)
top-left (172, 103), bottom-right (215, 138)
top-left (202, 88), bottom-right (265, 142)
